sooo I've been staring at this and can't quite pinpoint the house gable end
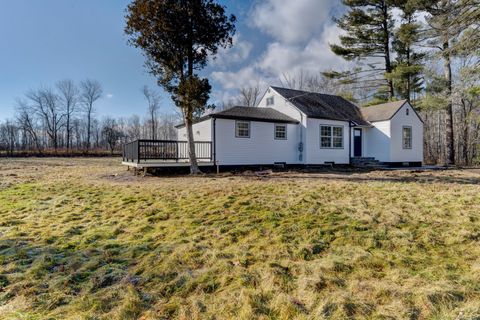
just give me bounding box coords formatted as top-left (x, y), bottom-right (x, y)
top-left (258, 87), bottom-right (306, 122)
top-left (389, 101), bottom-right (424, 124)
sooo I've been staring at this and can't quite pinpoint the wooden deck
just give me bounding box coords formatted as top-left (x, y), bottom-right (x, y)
top-left (122, 139), bottom-right (214, 169)
top-left (121, 160), bottom-right (214, 169)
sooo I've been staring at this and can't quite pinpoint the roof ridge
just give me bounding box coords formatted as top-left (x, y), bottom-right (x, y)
top-left (363, 99), bottom-right (407, 108)
top-left (271, 86), bottom-right (347, 99)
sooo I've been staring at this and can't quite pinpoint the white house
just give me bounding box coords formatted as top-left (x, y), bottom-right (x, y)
top-left (175, 86), bottom-right (424, 167)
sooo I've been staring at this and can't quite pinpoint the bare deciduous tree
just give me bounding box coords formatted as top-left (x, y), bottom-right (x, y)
top-left (57, 80), bottom-right (78, 151)
top-left (0, 120), bottom-right (17, 155)
top-left (239, 84), bottom-right (261, 107)
top-left (101, 117), bottom-right (122, 154)
top-left (80, 79), bottom-right (103, 152)
top-left (26, 88), bottom-right (65, 150)
top-left (15, 99), bottom-right (41, 152)
top-left (142, 86), bottom-right (161, 140)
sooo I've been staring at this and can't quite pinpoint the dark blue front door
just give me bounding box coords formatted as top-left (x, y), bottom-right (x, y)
top-left (354, 129), bottom-right (362, 157)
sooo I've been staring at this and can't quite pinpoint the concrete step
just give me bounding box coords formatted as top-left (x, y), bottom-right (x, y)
top-left (350, 157), bottom-right (387, 168)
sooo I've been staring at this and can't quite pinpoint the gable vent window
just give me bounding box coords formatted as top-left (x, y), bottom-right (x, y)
top-left (275, 124), bottom-right (287, 140)
top-left (236, 121), bottom-right (250, 138)
top-left (266, 96), bottom-right (274, 106)
top-left (403, 126), bottom-right (412, 149)
top-left (320, 125), bottom-right (344, 149)
top-left (406, 108), bottom-right (409, 116)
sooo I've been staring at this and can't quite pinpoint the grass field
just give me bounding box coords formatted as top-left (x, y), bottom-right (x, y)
top-left (0, 158), bottom-right (479, 320)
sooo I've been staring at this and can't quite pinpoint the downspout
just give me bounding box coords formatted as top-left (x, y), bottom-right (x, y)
top-left (212, 117), bottom-right (216, 164)
top-left (349, 121), bottom-right (353, 164)
top-left (299, 112), bottom-right (304, 163)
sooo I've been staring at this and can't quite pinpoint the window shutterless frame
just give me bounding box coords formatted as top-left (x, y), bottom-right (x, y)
top-left (402, 126), bottom-right (412, 149)
top-left (320, 125), bottom-right (344, 149)
top-left (235, 120), bottom-right (250, 138)
top-left (274, 124), bottom-right (287, 140)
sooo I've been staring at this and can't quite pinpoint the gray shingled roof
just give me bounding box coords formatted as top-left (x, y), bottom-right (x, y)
top-left (211, 106), bottom-right (299, 123)
top-left (175, 106), bottom-right (299, 128)
top-left (360, 100), bottom-right (408, 122)
top-left (271, 86), bottom-right (370, 126)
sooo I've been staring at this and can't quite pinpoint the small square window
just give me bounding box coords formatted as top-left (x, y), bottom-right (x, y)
top-left (266, 96), bottom-right (274, 106)
top-left (275, 124), bottom-right (287, 140)
top-left (406, 108), bottom-right (410, 116)
top-left (236, 121), bottom-right (250, 138)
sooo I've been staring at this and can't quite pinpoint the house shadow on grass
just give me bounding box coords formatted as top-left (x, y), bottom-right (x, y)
top-left (124, 166), bottom-right (480, 186)
top-left (194, 167), bottom-right (480, 186)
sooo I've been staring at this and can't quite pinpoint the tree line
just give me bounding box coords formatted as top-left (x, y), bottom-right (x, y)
top-left (223, 0), bottom-right (479, 166)
top-left (0, 80), bottom-right (178, 156)
top-left (1, 0), bottom-right (478, 168)
top-left (326, 0), bottom-right (480, 165)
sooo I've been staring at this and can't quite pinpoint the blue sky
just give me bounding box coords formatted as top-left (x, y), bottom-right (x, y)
top-left (0, 0), bottom-right (347, 121)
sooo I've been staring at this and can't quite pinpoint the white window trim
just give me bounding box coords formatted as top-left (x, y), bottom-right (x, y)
top-left (235, 120), bottom-right (250, 138)
top-left (274, 124), bottom-right (287, 140)
top-left (403, 126), bottom-right (412, 149)
top-left (320, 124), bottom-right (344, 149)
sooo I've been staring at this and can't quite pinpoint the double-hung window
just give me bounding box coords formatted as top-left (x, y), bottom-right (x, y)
top-left (320, 125), bottom-right (344, 148)
top-left (236, 121), bottom-right (250, 138)
top-left (274, 124), bottom-right (287, 140)
top-left (403, 126), bottom-right (412, 149)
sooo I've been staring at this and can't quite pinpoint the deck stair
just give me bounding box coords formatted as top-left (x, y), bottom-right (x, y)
top-left (350, 157), bottom-right (387, 168)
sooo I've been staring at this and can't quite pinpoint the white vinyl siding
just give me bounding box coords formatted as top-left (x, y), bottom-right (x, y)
top-left (176, 118), bottom-right (212, 142)
top-left (215, 119), bottom-right (300, 165)
top-left (306, 119), bottom-right (349, 164)
top-left (364, 102), bottom-right (423, 163)
top-left (235, 121), bottom-right (250, 138)
top-left (390, 103), bottom-right (423, 162)
top-left (364, 120), bottom-right (390, 162)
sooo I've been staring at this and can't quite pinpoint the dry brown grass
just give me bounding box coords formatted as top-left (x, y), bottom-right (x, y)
top-left (0, 158), bottom-right (479, 319)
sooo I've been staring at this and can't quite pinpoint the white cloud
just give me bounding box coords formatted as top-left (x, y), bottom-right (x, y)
top-left (250, 0), bottom-right (337, 44)
top-left (212, 66), bottom-right (263, 89)
top-left (106, 93), bottom-right (114, 99)
top-left (209, 0), bottom-right (349, 96)
top-left (258, 23), bottom-right (347, 77)
top-left (211, 23), bottom-right (347, 91)
top-left (211, 34), bottom-right (253, 68)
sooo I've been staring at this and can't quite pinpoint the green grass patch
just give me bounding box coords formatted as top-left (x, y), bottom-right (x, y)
top-left (0, 159), bottom-right (479, 319)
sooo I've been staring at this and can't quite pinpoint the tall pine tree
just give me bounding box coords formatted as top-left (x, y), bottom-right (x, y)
top-left (389, 0), bottom-right (425, 101)
top-left (418, 0), bottom-right (467, 164)
top-left (125, 0), bottom-right (236, 174)
top-left (329, 0), bottom-right (396, 100)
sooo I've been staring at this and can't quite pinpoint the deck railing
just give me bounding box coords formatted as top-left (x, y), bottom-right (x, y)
top-left (122, 140), bottom-right (212, 163)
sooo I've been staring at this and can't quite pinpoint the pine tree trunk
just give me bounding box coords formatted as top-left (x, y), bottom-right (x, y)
top-left (382, 1), bottom-right (394, 99)
top-left (184, 113), bottom-right (201, 174)
top-left (185, 16), bottom-right (201, 175)
top-left (443, 40), bottom-right (455, 165)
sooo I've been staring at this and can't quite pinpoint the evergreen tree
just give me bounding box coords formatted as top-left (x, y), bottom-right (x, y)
top-left (389, 1), bottom-right (425, 101)
top-left (125, 0), bottom-right (236, 174)
top-left (417, 0), bottom-right (471, 164)
top-left (329, 0), bottom-right (397, 99)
